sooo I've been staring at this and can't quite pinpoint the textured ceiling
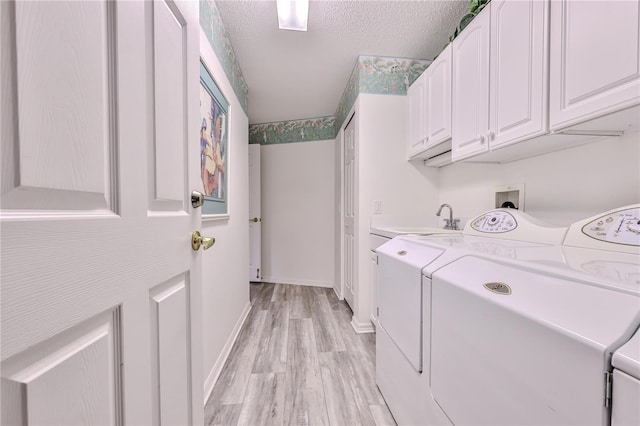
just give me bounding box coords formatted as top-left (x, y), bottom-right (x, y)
top-left (216, 0), bottom-right (468, 124)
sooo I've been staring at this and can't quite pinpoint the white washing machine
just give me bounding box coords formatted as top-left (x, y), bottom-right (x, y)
top-left (429, 206), bottom-right (640, 425)
top-left (375, 208), bottom-right (569, 425)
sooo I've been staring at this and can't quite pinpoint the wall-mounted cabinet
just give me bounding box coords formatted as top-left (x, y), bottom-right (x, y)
top-left (447, 0), bottom-right (639, 164)
top-left (450, 7), bottom-right (491, 161)
top-left (549, 0), bottom-right (640, 133)
top-left (407, 71), bottom-right (428, 157)
top-left (452, 0), bottom-right (549, 162)
top-left (412, 0), bottom-right (638, 166)
top-left (407, 45), bottom-right (452, 160)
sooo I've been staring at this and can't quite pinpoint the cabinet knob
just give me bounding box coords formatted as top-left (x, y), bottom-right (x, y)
top-left (488, 131), bottom-right (495, 141)
top-left (480, 135), bottom-right (486, 144)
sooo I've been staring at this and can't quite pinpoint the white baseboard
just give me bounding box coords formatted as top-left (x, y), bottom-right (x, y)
top-left (369, 313), bottom-right (378, 330)
top-left (261, 276), bottom-right (334, 288)
top-left (351, 316), bottom-right (375, 334)
top-left (332, 285), bottom-right (343, 300)
top-left (203, 301), bottom-right (252, 405)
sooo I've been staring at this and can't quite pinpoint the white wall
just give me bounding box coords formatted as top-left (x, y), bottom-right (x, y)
top-left (199, 30), bottom-right (251, 401)
top-left (353, 93), bottom-right (440, 329)
top-left (261, 140), bottom-right (335, 287)
top-left (439, 131), bottom-right (640, 226)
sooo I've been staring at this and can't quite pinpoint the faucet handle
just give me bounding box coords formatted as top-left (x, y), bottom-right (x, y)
top-left (442, 218), bottom-right (461, 230)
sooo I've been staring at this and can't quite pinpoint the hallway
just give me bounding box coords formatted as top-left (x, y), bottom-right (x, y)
top-left (204, 283), bottom-right (395, 425)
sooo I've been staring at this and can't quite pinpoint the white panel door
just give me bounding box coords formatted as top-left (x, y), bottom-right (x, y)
top-left (451, 6), bottom-right (491, 162)
top-left (343, 114), bottom-right (356, 310)
top-left (489, 0), bottom-right (548, 149)
top-left (248, 143), bottom-right (262, 281)
top-left (0, 1), bottom-right (204, 425)
top-left (550, 0), bottom-right (640, 131)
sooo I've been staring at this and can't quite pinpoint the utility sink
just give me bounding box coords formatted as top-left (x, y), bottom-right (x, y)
top-left (382, 227), bottom-right (461, 235)
top-left (371, 227), bottom-right (462, 239)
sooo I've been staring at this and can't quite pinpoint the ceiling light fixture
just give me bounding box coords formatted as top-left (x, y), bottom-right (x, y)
top-left (276, 0), bottom-right (309, 32)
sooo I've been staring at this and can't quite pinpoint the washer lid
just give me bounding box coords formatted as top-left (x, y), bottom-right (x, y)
top-left (561, 246), bottom-right (640, 296)
top-left (376, 237), bottom-right (444, 269)
top-left (613, 328), bottom-right (640, 380)
top-left (430, 256), bottom-right (640, 425)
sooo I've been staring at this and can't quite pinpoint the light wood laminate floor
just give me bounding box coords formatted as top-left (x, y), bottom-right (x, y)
top-left (204, 283), bottom-right (396, 426)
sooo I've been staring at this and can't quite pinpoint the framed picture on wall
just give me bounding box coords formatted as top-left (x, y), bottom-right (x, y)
top-left (199, 59), bottom-right (230, 219)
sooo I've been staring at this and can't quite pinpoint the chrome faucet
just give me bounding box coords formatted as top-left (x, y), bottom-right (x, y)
top-left (436, 203), bottom-right (460, 230)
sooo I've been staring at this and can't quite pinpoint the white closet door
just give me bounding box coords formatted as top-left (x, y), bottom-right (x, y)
top-left (343, 114), bottom-right (357, 310)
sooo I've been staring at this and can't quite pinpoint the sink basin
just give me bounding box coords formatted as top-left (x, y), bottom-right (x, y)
top-left (379, 227), bottom-right (461, 235)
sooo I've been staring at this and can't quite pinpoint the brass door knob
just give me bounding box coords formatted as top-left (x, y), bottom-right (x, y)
top-left (191, 231), bottom-right (215, 251)
top-left (249, 217), bottom-right (261, 223)
top-left (191, 191), bottom-right (204, 208)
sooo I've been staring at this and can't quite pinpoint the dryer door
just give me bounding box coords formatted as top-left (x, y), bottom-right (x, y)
top-left (377, 238), bottom-right (443, 372)
top-left (430, 256), bottom-right (640, 425)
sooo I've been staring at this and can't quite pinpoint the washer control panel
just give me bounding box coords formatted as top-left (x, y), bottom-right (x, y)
top-left (470, 211), bottom-right (517, 233)
top-left (581, 207), bottom-right (640, 246)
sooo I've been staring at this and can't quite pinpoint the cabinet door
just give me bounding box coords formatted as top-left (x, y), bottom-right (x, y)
top-left (407, 71), bottom-right (427, 158)
top-left (490, 0), bottom-right (548, 149)
top-left (550, 0), bottom-right (640, 131)
top-left (426, 44), bottom-right (452, 148)
top-left (451, 7), bottom-right (491, 161)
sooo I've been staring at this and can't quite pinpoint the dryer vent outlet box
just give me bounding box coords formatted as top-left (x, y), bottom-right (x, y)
top-left (495, 184), bottom-right (525, 211)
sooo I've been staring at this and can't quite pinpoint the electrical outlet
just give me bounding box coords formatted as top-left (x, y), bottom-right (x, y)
top-left (372, 200), bottom-right (382, 214)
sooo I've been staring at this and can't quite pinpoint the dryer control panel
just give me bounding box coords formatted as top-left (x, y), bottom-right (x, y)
top-left (470, 211), bottom-right (517, 233)
top-left (463, 209), bottom-right (567, 245)
top-left (580, 207), bottom-right (640, 246)
top-left (564, 205), bottom-right (640, 254)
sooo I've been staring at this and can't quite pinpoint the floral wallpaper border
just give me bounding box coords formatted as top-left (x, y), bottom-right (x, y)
top-left (200, 0), bottom-right (249, 115)
top-left (249, 117), bottom-right (336, 145)
top-left (254, 56), bottom-right (431, 146)
top-left (334, 56), bottom-right (431, 133)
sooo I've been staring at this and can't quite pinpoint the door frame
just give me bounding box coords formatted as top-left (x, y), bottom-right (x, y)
top-left (248, 143), bottom-right (262, 281)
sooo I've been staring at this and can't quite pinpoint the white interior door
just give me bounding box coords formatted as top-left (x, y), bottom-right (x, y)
top-left (343, 114), bottom-right (356, 310)
top-left (248, 143), bottom-right (262, 281)
top-left (0, 1), bottom-right (204, 425)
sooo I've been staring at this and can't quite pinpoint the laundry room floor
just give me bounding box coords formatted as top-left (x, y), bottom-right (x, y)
top-left (204, 282), bottom-right (396, 426)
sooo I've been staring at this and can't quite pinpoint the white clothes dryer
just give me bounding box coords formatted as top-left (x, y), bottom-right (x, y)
top-left (428, 206), bottom-right (640, 425)
top-left (375, 208), bottom-right (569, 425)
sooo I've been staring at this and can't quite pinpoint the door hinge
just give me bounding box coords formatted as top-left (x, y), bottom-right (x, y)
top-left (376, 307), bottom-right (379, 317)
top-left (257, 268), bottom-right (260, 279)
top-left (604, 371), bottom-right (613, 408)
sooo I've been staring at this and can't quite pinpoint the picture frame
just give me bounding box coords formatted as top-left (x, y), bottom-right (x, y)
top-left (199, 59), bottom-right (230, 219)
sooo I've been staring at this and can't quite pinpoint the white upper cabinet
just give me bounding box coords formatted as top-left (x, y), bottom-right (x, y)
top-left (425, 44), bottom-right (453, 149)
top-left (407, 44), bottom-right (452, 160)
top-left (452, 0), bottom-right (549, 161)
top-left (407, 70), bottom-right (427, 158)
top-left (451, 7), bottom-right (491, 161)
top-left (489, 0), bottom-right (548, 149)
top-left (550, 0), bottom-right (640, 131)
